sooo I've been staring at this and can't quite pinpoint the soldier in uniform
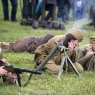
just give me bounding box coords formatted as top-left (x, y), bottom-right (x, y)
top-left (34, 28), bottom-right (84, 74)
top-left (0, 34), bottom-right (55, 54)
top-left (77, 36), bottom-right (95, 71)
top-left (0, 48), bottom-right (18, 85)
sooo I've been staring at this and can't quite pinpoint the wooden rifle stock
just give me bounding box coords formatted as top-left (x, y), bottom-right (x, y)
top-left (3, 65), bottom-right (15, 73)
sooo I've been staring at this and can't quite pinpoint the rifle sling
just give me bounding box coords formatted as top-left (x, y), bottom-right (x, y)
top-left (23, 73), bottom-right (33, 87)
top-left (16, 73), bottom-right (33, 87)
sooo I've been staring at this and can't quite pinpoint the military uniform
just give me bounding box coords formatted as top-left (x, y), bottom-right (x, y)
top-left (34, 28), bottom-right (84, 74)
top-left (77, 36), bottom-right (95, 71)
top-left (0, 49), bottom-right (17, 85)
top-left (0, 34), bottom-right (55, 53)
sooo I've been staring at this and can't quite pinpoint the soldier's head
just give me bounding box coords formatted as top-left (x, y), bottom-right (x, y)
top-left (63, 28), bottom-right (84, 47)
top-left (69, 28), bottom-right (84, 42)
top-left (90, 36), bottom-right (95, 44)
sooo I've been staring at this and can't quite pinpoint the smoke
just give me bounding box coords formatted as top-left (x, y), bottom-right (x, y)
top-left (71, 19), bottom-right (88, 29)
top-left (70, 0), bottom-right (95, 29)
top-left (57, 0), bottom-right (95, 29)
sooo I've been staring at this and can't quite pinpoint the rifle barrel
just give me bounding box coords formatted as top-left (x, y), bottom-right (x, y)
top-left (4, 65), bottom-right (42, 75)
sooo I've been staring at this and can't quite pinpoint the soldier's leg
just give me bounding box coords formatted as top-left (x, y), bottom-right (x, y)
top-left (68, 62), bottom-right (84, 72)
top-left (10, 0), bottom-right (18, 21)
top-left (1, 0), bottom-right (9, 20)
top-left (0, 42), bottom-right (14, 52)
top-left (20, 0), bottom-right (30, 25)
top-left (44, 60), bottom-right (60, 74)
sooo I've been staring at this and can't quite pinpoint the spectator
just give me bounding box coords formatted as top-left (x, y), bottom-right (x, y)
top-left (69, 0), bottom-right (75, 20)
top-left (83, 0), bottom-right (95, 28)
top-left (57, 0), bottom-right (70, 22)
top-left (82, 0), bottom-right (90, 19)
top-left (2, 0), bottom-right (18, 21)
top-left (20, 0), bottom-right (35, 25)
top-left (76, 0), bottom-right (83, 19)
top-left (69, 0), bottom-right (83, 20)
top-left (34, 1), bottom-right (54, 21)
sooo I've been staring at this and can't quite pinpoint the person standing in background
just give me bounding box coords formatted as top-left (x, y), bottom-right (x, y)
top-left (57, 0), bottom-right (70, 22)
top-left (76, 0), bottom-right (82, 20)
top-left (1, 0), bottom-right (18, 21)
top-left (20, 0), bottom-right (34, 25)
top-left (69, 0), bottom-right (75, 20)
top-left (69, 0), bottom-right (83, 20)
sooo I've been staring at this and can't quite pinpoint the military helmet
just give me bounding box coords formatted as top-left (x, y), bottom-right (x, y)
top-left (0, 48), bottom-right (3, 59)
top-left (69, 28), bottom-right (84, 42)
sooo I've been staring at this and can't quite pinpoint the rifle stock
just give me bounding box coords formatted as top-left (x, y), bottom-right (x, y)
top-left (3, 66), bottom-right (14, 73)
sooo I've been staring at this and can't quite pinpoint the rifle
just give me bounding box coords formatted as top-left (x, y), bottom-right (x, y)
top-left (0, 60), bottom-right (42, 87)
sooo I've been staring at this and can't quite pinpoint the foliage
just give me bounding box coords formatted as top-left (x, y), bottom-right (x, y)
top-left (0, 1), bottom-right (95, 95)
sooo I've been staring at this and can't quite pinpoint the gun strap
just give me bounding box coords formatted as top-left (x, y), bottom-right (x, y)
top-left (17, 73), bottom-right (22, 87)
top-left (23, 73), bottom-right (33, 87)
top-left (17, 73), bottom-right (33, 87)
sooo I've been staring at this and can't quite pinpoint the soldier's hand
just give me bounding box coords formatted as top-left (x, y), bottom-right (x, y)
top-left (68, 41), bottom-right (74, 51)
top-left (86, 45), bottom-right (93, 52)
top-left (68, 40), bottom-right (79, 51)
top-left (0, 66), bottom-right (8, 76)
top-left (73, 40), bottom-right (79, 51)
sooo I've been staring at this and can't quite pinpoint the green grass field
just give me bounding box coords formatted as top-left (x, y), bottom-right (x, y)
top-left (0, 1), bottom-right (95, 95)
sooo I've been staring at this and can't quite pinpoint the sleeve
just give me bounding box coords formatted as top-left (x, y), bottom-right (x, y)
top-left (53, 49), bottom-right (75, 65)
top-left (53, 51), bottom-right (62, 65)
top-left (61, 50), bottom-right (77, 63)
top-left (77, 48), bottom-right (86, 59)
top-left (69, 51), bottom-right (78, 63)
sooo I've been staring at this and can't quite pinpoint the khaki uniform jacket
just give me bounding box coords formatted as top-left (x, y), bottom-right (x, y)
top-left (35, 35), bottom-right (78, 67)
top-left (77, 44), bottom-right (95, 68)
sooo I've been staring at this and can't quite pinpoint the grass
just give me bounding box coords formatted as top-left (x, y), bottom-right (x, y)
top-left (0, 1), bottom-right (95, 95)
